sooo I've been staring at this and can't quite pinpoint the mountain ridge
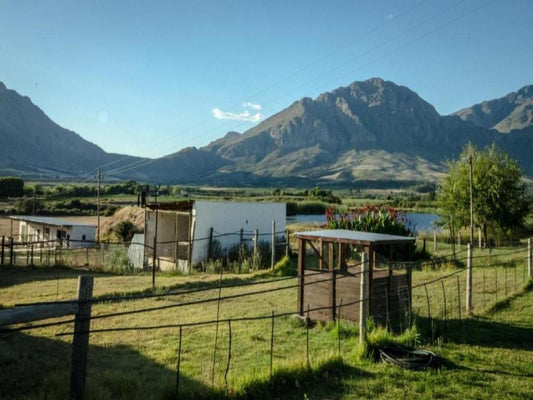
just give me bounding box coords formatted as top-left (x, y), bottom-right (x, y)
top-left (1, 78), bottom-right (532, 185)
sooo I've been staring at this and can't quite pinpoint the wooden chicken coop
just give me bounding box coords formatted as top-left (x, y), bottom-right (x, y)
top-left (294, 229), bottom-right (416, 329)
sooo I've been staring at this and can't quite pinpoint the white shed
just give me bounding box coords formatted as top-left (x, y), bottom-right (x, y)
top-left (8, 216), bottom-right (96, 248)
top-left (143, 200), bottom-right (286, 272)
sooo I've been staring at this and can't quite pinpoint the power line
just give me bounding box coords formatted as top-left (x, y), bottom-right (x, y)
top-left (69, 1), bottom-right (450, 179)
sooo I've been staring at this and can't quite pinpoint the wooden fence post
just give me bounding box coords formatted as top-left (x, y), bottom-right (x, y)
top-left (253, 229), bottom-right (258, 269)
top-left (271, 220), bottom-right (275, 270)
top-left (285, 229), bottom-right (290, 257)
top-left (1, 235), bottom-right (4, 266)
top-left (297, 239), bottom-right (305, 316)
top-left (407, 263), bottom-right (413, 327)
top-left (239, 228), bottom-right (244, 264)
top-left (9, 237), bottom-right (14, 265)
top-left (329, 245), bottom-right (336, 321)
top-left (152, 237), bottom-right (157, 290)
top-left (208, 227), bottom-right (213, 260)
top-left (433, 231), bottom-right (437, 252)
top-left (69, 276), bottom-right (94, 400)
top-left (527, 238), bottom-right (533, 279)
top-left (466, 243), bottom-right (473, 314)
top-left (478, 228), bottom-right (482, 248)
top-left (359, 252), bottom-right (369, 347)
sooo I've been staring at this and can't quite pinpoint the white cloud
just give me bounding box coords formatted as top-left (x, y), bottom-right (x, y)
top-left (242, 101), bottom-right (261, 110)
top-left (212, 101), bottom-right (263, 123)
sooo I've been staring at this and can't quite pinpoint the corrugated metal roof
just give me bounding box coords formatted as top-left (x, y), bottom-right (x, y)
top-left (9, 216), bottom-right (96, 228)
top-left (294, 229), bottom-right (415, 245)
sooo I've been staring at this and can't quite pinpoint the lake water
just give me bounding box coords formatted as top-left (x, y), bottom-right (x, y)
top-left (287, 212), bottom-right (441, 233)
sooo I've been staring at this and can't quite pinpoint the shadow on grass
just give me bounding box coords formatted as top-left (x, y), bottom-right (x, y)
top-left (0, 330), bottom-right (213, 400)
top-left (414, 285), bottom-right (533, 351)
top-left (233, 358), bottom-right (373, 400)
top-left (0, 330), bottom-right (371, 400)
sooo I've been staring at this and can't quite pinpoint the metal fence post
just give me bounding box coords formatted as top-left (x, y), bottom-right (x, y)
top-left (527, 238), bottom-right (533, 279)
top-left (466, 243), bottom-right (473, 314)
top-left (360, 252), bottom-right (369, 347)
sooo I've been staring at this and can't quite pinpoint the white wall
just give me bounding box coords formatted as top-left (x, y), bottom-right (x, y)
top-left (70, 225), bottom-right (96, 247)
top-left (191, 201), bottom-right (286, 265)
top-left (17, 221), bottom-right (95, 248)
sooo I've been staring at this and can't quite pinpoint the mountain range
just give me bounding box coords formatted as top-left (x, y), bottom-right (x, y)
top-left (1, 78), bottom-right (532, 187)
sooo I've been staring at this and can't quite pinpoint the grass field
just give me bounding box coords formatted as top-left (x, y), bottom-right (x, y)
top-left (1, 240), bottom-right (531, 399)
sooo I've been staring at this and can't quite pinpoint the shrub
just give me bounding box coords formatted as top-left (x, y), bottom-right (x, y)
top-left (14, 198), bottom-right (44, 214)
top-left (0, 177), bottom-right (24, 197)
top-left (273, 256), bottom-right (297, 276)
top-left (325, 205), bottom-right (414, 237)
top-left (286, 201), bottom-right (328, 216)
top-left (104, 245), bottom-right (133, 274)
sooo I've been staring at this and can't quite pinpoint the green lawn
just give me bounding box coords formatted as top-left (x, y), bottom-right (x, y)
top-left (0, 263), bottom-right (531, 399)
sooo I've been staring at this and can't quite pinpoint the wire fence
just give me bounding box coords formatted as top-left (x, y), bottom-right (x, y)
top-left (1, 238), bottom-right (532, 398)
top-left (0, 227), bottom-right (291, 274)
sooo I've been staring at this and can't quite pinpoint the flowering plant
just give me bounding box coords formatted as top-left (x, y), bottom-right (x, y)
top-left (324, 205), bottom-right (414, 237)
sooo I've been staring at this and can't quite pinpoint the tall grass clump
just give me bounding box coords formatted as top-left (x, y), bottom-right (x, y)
top-left (103, 245), bottom-right (134, 274)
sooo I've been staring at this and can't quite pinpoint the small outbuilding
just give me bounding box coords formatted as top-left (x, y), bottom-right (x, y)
top-left (143, 200), bottom-right (286, 272)
top-left (8, 216), bottom-right (96, 248)
top-left (294, 229), bottom-right (415, 329)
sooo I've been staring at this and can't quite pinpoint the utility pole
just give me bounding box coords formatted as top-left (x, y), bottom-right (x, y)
top-left (468, 155), bottom-right (474, 246)
top-left (32, 187), bottom-right (36, 215)
top-left (96, 169), bottom-right (101, 243)
top-left (152, 187), bottom-right (159, 289)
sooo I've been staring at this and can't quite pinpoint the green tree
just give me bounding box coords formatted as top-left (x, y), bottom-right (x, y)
top-left (15, 198), bottom-right (45, 214)
top-left (437, 144), bottom-right (530, 244)
top-left (0, 177), bottom-right (24, 197)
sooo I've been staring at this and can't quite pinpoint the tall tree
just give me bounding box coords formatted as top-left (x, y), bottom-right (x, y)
top-left (438, 144), bottom-right (530, 244)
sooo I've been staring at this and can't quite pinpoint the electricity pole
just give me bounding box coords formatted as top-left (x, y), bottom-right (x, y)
top-left (97, 168), bottom-right (101, 243)
top-left (468, 155), bottom-right (474, 246)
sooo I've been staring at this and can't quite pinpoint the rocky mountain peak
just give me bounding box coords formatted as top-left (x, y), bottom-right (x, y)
top-left (452, 84), bottom-right (533, 133)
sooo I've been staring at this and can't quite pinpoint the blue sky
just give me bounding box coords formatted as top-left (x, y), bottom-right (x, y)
top-left (1, 0), bottom-right (532, 158)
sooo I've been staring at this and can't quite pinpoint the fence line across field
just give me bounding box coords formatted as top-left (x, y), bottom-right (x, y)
top-left (3, 267), bottom-right (368, 333)
top-left (1, 240), bottom-right (532, 398)
top-left (0, 224), bottom-right (292, 275)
